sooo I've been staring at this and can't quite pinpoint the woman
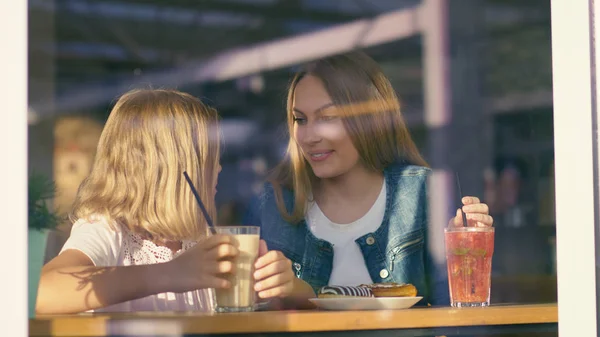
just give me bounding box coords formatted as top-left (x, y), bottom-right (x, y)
top-left (244, 52), bottom-right (493, 305)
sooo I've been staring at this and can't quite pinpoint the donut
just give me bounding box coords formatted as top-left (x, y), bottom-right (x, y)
top-left (317, 285), bottom-right (374, 298)
top-left (360, 283), bottom-right (417, 297)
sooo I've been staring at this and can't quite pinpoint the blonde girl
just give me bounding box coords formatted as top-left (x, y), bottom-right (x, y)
top-left (37, 89), bottom-right (309, 314)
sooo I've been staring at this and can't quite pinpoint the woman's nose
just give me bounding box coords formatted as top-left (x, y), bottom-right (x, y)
top-left (299, 124), bottom-right (322, 145)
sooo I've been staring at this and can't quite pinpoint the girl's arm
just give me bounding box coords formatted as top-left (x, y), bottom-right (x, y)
top-left (36, 250), bottom-right (175, 314)
top-left (37, 234), bottom-right (238, 314)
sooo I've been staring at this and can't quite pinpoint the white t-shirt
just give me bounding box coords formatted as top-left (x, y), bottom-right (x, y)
top-left (60, 217), bottom-right (214, 312)
top-left (307, 180), bottom-right (386, 286)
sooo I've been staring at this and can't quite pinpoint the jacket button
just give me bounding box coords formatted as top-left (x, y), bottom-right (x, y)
top-left (366, 236), bottom-right (375, 245)
top-left (379, 269), bottom-right (389, 278)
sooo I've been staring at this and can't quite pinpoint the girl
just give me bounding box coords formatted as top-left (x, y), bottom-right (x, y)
top-left (244, 52), bottom-right (493, 305)
top-left (37, 89), bottom-right (313, 314)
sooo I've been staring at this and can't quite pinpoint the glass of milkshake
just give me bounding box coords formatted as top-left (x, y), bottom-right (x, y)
top-left (214, 226), bottom-right (260, 313)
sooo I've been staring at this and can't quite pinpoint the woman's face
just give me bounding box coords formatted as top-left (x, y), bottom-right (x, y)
top-left (292, 75), bottom-right (361, 179)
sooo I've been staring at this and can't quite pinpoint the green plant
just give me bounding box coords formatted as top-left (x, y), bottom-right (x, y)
top-left (28, 172), bottom-right (61, 231)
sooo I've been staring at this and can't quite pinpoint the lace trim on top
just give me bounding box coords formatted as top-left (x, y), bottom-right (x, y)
top-left (120, 229), bottom-right (215, 311)
top-left (122, 230), bottom-right (193, 265)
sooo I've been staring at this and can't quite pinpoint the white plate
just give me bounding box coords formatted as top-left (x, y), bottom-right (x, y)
top-left (309, 296), bottom-right (423, 311)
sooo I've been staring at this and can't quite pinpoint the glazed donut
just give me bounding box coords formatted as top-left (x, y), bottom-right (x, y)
top-left (317, 285), bottom-right (374, 298)
top-left (360, 283), bottom-right (417, 297)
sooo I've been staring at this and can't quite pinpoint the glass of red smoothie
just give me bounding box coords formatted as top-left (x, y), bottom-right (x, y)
top-left (445, 226), bottom-right (495, 307)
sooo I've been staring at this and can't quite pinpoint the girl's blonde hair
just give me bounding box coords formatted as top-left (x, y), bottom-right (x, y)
top-left (70, 89), bottom-right (220, 241)
top-left (269, 51), bottom-right (428, 223)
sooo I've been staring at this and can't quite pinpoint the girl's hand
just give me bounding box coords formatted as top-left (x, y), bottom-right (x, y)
top-left (167, 234), bottom-right (239, 293)
top-left (253, 240), bottom-right (295, 299)
top-left (449, 196), bottom-right (494, 228)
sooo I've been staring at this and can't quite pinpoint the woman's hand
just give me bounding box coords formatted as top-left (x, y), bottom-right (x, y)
top-left (253, 240), bottom-right (295, 299)
top-left (167, 234), bottom-right (239, 293)
top-left (449, 196), bottom-right (494, 228)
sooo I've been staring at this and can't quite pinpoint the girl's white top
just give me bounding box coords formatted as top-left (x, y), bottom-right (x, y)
top-left (60, 217), bottom-right (215, 312)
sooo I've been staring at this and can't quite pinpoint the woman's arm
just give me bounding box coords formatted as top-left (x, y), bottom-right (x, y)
top-left (286, 277), bottom-right (318, 309)
top-left (282, 277), bottom-right (317, 309)
top-left (291, 277), bottom-right (317, 298)
top-left (260, 277), bottom-right (316, 311)
top-left (36, 250), bottom-right (174, 314)
top-left (243, 193), bottom-right (316, 309)
top-left (252, 240), bottom-right (317, 310)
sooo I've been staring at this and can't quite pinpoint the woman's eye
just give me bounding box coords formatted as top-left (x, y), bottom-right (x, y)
top-left (321, 115), bottom-right (337, 121)
top-left (293, 117), bottom-right (307, 125)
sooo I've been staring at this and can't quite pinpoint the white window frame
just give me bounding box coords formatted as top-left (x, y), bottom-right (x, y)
top-left (1, 0), bottom-right (28, 336)
top-left (3, 0), bottom-right (599, 335)
top-left (551, 0), bottom-right (598, 335)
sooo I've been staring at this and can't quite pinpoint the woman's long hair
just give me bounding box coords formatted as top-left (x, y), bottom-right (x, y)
top-left (269, 51), bottom-right (428, 223)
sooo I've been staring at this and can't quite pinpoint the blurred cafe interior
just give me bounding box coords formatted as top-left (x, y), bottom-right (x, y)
top-left (29, 0), bottom-right (556, 305)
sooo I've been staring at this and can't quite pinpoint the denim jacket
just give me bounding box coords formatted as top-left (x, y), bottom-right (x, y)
top-left (243, 163), bottom-right (449, 306)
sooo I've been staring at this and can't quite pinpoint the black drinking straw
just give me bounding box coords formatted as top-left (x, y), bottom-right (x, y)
top-left (455, 172), bottom-right (468, 227)
top-left (183, 171), bottom-right (215, 233)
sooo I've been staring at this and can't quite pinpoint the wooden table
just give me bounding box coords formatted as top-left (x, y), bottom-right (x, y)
top-left (30, 303), bottom-right (558, 337)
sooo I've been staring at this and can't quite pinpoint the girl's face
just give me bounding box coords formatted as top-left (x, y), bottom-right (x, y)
top-left (292, 75), bottom-right (361, 179)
